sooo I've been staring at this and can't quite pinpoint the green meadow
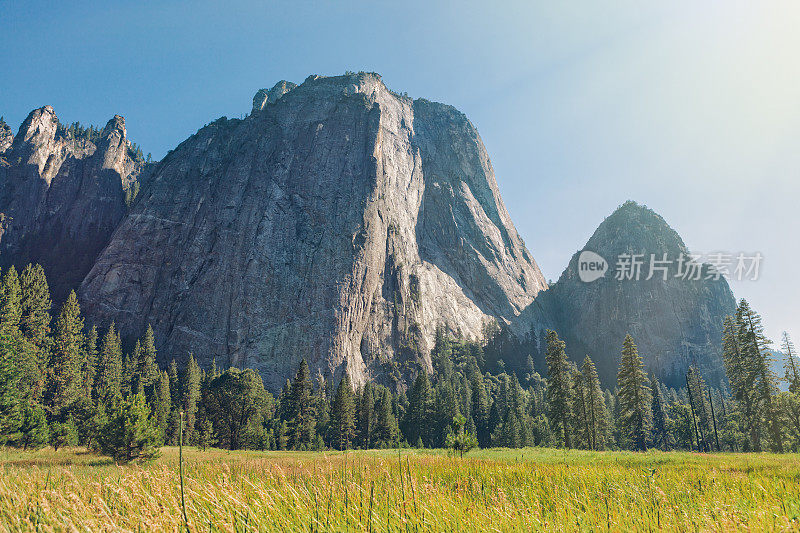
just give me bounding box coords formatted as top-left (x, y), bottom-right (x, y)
top-left (0, 447), bottom-right (798, 532)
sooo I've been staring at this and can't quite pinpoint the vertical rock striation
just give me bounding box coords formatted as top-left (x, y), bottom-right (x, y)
top-left (79, 73), bottom-right (548, 391)
top-left (0, 106), bottom-right (146, 301)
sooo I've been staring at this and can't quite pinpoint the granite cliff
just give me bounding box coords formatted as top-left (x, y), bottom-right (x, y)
top-left (78, 73), bottom-right (548, 390)
top-left (0, 107), bottom-right (146, 301)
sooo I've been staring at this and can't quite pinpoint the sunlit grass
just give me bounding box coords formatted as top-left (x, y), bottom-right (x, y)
top-left (0, 446), bottom-right (798, 531)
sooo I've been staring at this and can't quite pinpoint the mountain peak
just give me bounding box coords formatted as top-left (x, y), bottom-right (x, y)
top-left (585, 200), bottom-right (688, 260)
top-left (80, 72), bottom-right (545, 390)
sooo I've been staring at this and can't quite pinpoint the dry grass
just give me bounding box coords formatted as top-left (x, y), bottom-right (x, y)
top-left (0, 446), bottom-right (798, 531)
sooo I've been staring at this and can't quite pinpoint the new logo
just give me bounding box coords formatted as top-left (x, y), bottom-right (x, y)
top-left (578, 250), bottom-right (608, 282)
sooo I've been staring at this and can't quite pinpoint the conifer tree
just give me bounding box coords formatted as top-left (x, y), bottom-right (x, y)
top-left (95, 323), bottom-right (123, 405)
top-left (470, 371), bottom-right (490, 447)
top-left (446, 413), bottom-right (478, 458)
top-left (686, 367), bottom-right (713, 451)
top-left (329, 374), bottom-right (355, 450)
top-left (650, 375), bottom-right (671, 449)
top-left (168, 358), bottom-right (180, 406)
top-left (723, 314), bottom-right (760, 449)
top-left (402, 372), bottom-right (433, 446)
top-left (0, 267), bottom-right (22, 444)
top-left (182, 353), bottom-right (202, 443)
top-left (357, 382), bottom-right (374, 448)
top-left (49, 416), bottom-right (79, 450)
top-left (581, 355), bottom-right (607, 450)
top-left (616, 334), bottom-right (652, 451)
top-left (434, 380), bottom-right (460, 446)
top-left (133, 325), bottom-right (159, 395)
top-left (738, 300), bottom-right (783, 452)
top-left (782, 332), bottom-right (799, 394)
top-left (17, 403), bottom-right (49, 450)
top-left (100, 392), bottom-right (161, 463)
top-left (373, 387), bottom-right (399, 446)
top-left (544, 329), bottom-right (572, 448)
top-left (287, 359), bottom-right (315, 449)
top-left (572, 366), bottom-right (590, 449)
top-left (18, 264), bottom-right (50, 400)
top-left (126, 340), bottom-right (141, 396)
top-left (82, 326), bottom-right (98, 402)
top-left (45, 291), bottom-right (84, 418)
top-left (197, 417), bottom-right (216, 451)
top-left (491, 409), bottom-right (522, 448)
top-left (154, 370), bottom-right (171, 437)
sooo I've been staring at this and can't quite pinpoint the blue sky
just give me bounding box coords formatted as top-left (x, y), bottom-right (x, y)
top-left (1, 0), bottom-right (798, 345)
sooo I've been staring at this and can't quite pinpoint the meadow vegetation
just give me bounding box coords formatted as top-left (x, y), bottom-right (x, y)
top-left (0, 446), bottom-right (798, 532)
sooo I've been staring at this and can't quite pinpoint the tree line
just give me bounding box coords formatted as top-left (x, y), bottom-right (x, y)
top-left (0, 264), bottom-right (798, 461)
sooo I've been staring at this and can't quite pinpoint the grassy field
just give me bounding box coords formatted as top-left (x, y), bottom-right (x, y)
top-left (0, 447), bottom-right (798, 532)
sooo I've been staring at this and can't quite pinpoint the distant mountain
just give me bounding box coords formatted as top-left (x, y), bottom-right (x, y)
top-left (521, 201), bottom-right (736, 387)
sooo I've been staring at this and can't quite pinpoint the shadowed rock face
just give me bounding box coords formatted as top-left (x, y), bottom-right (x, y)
top-left (0, 107), bottom-right (145, 301)
top-left (79, 73), bottom-right (547, 391)
top-left (521, 201), bottom-right (736, 388)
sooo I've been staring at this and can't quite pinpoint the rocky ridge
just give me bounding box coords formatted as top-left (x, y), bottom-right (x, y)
top-left (0, 106), bottom-right (146, 301)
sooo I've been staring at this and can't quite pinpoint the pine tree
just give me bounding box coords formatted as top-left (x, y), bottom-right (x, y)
top-left (650, 375), bottom-right (671, 449)
top-left (313, 376), bottom-right (329, 447)
top-left (197, 417), bottom-right (216, 451)
top-left (168, 358), bottom-right (180, 407)
top-left (433, 380), bottom-right (460, 447)
top-left (737, 300), bottom-right (783, 452)
top-left (95, 323), bottom-right (123, 405)
top-left (287, 359), bottom-right (315, 449)
top-left (373, 387), bottom-right (399, 447)
top-left (581, 355), bottom-right (607, 450)
top-left (616, 334), bottom-right (652, 451)
top-left (182, 353), bottom-right (202, 443)
top-left (100, 392), bottom-right (161, 463)
top-left (0, 267), bottom-right (22, 444)
top-left (402, 372), bottom-right (433, 446)
top-left (154, 370), bottom-right (171, 438)
top-left (686, 367), bottom-right (713, 451)
top-left (49, 416), bottom-right (79, 450)
top-left (470, 371), bottom-right (490, 448)
top-left (357, 382), bottom-right (374, 448)
top-left (446, 414), bottom-right (478, 458)
top-left (17, 402), bottom-right (49, 450)
top-left (133, 325), bottom-right (159, 396)
top-left (491, 409), bottom-right (522, 448)
top-left (544, 329), bottom-right (572, 448)
top-left (18, 264), bottom-right (51, 400)
top-left (45, 291), bottom-right (84, 418)
top-left (82, 326), bottom-right (98, 402)
top-left (782, 332), bottom-right (799, 394)
top-left (126, 340), bottom-right (141, 396)
top-left (329, 374), bottom-right (355, 450)
top-left (723, 314), bottom-right (760, 450)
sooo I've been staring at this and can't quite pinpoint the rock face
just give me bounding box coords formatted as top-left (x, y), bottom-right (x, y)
top-left (251, 81), bottom-right (298, 114)
top-left (0, 119), bottom-right (13, 154)
top-left (522, 201), bottom-right (736, 388)
top-left (80, 73), bottom-right (548, 391)
top-left (0, 106), bottom-right (145, 301)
